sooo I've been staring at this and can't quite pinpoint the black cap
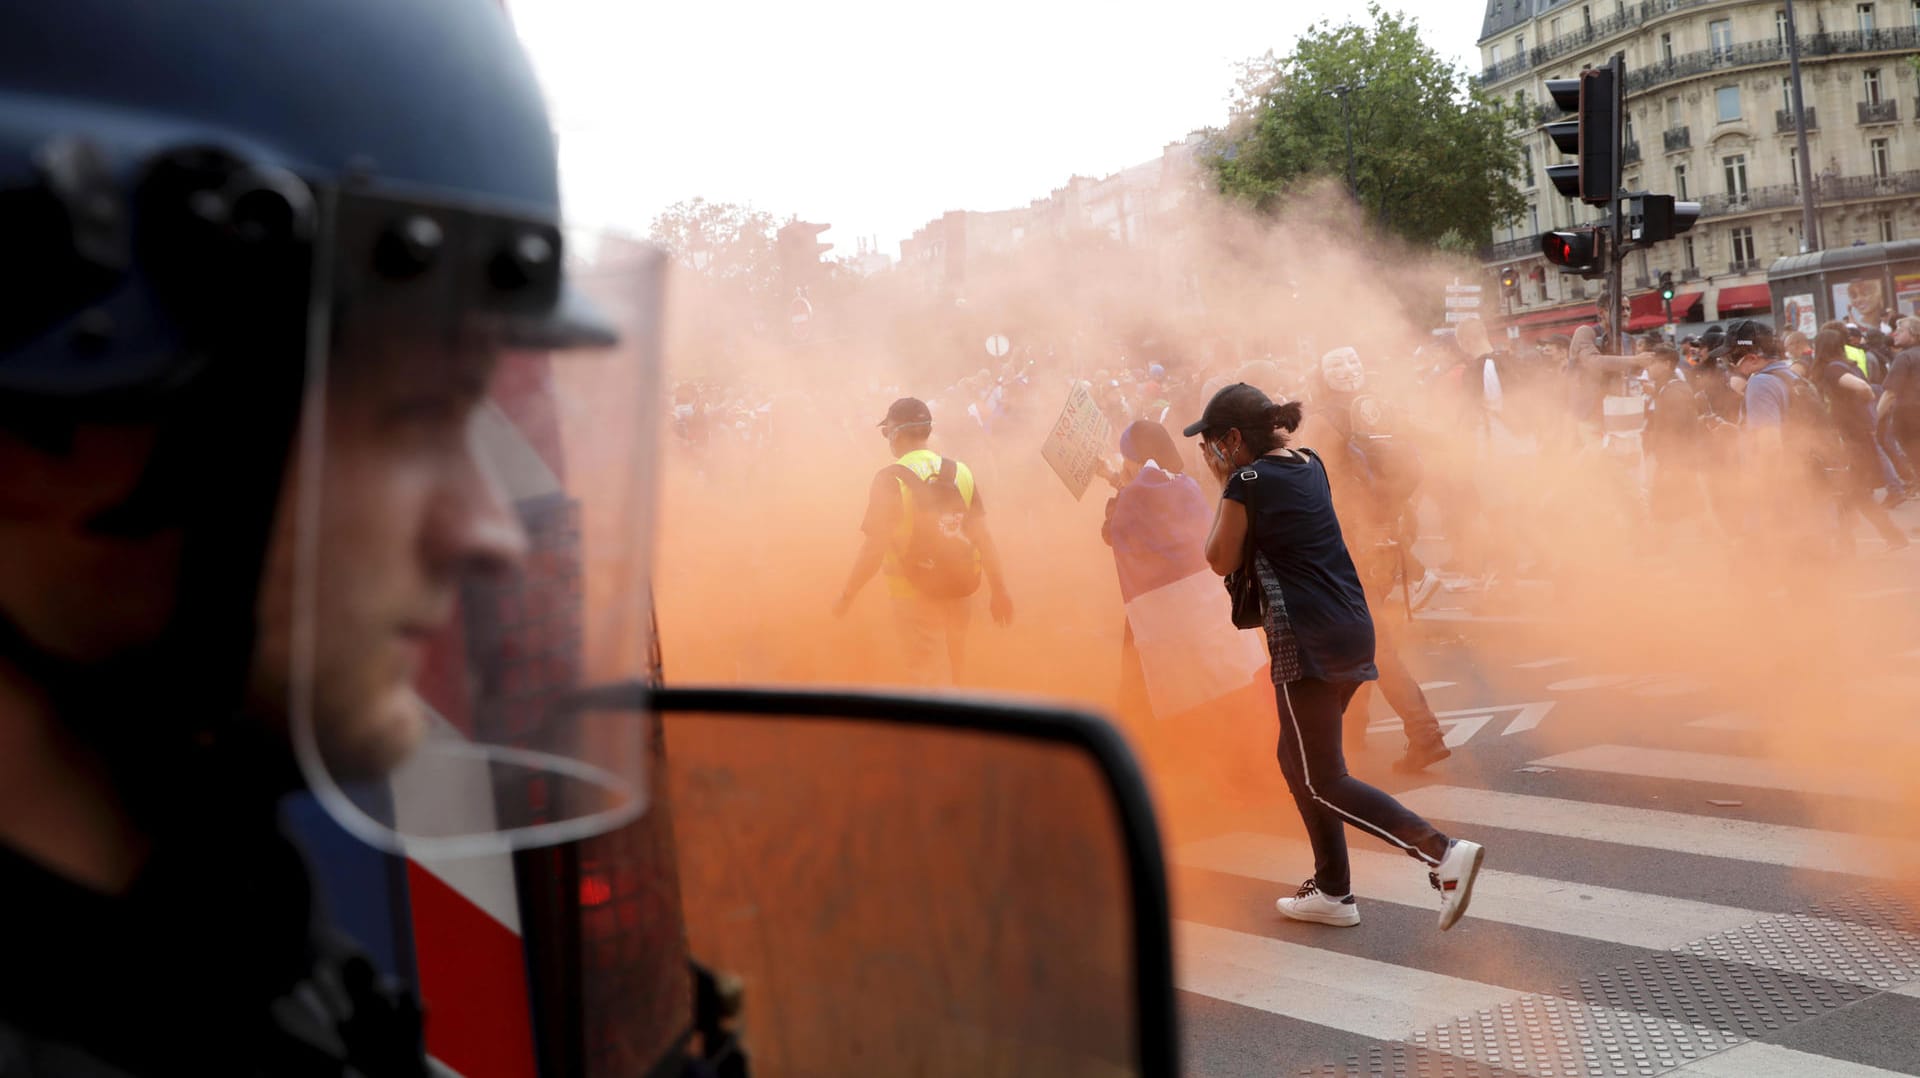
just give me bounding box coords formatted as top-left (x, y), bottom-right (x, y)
top-left (1182, 382), bottom-right (1271, 438)
top-left (1709, 319), bottom-right (1775, 361)
top-left (878, 397), bottom-right (932, 430)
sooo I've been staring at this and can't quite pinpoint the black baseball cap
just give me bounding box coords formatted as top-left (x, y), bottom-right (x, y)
top-left (1182, 382), bottom-right (1271, 438)
top-left (878, 397), bottom-right (932, 430)
top-left (1709, 319), bottom-right (1775, 361)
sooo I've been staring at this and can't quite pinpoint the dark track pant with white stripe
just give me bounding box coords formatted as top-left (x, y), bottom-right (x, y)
top-left (1276, 677), bottom-right (1452, 898)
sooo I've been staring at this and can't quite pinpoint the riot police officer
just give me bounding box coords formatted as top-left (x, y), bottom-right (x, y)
top-left (0, 1), bottom-right (662, 1073)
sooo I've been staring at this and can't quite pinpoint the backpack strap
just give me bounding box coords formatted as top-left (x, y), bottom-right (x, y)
top-left (936, 457), bottom-right (959, 487)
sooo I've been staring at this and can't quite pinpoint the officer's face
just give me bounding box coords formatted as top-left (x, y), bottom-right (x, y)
top-left (251, 337), bottom-right (529, 780)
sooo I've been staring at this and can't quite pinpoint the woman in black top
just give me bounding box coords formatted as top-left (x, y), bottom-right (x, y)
top-left (1811, 329), bottom-right (1909, 552)
top-left (1185, 383), bottom-right (1485, 931)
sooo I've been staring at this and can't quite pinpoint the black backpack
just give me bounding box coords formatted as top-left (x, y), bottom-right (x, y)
top-left (1777, 369), bottom-right (1848, 473)
top-left (886, 458), bottom-right (982, 599)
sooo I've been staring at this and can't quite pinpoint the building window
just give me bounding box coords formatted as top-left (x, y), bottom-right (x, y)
top-left (1723, 154), bottom-right (1749, 204)
top-left (1666, 95), bottom-right (1682, 123)
top-left (1683, 235), bottom-right (1698, 271)
top-left (1716, 86), bottom-right (1742, 122)
top-left (1551, 16), bottom-right (1563, 37)
top-left (1777, 9), bottom-right (1790, 41)
top-left (1881, 210), bottom-right (1897, 243)
top-left (1731, 226), bottom-right (1757, 266)
top-left (1782, 79), bottom-right (1794, 112)
top-left (1872, 137), bottom-right (1891, 178)
top-left (1709, 19), bottom-right (1734, 56)
top-left (1492, 44), bottom-right (1503, 65)
top-left (1858, 2), bottom-right (1875, 31)
top-left (1674, 163), bottom-right (1689, 200)
top-left (1789, 146), bottom-right (1801, 189)
top-left (1522, 145), bottom-right (1535, 185)
top-left (1913, 0), bottom-right (1919, 28)
top-left (1515, 34), bottom-right (1525, 57)
top-left (1530, 203), bottom-right (1541, 234)
top-left (1865, 68), bottom-right (1883, 105)
top-left (1583, 5), bottom-right (1594, 30)
top-left (1661, 32), bottom-right (1674, 62)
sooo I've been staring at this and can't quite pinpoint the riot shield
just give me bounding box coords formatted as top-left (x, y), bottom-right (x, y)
top-left (649, 687), bottom-right (1178, 1078)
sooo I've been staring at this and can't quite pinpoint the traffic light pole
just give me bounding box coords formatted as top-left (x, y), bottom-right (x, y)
top-left (1606, 51), bottom-right (1626, 350)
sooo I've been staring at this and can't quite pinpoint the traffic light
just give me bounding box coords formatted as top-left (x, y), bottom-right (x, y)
top-left (1544, 64), bottom-right (1618, 207)
top-left (1541, 226), bottom-right (1607, 277)
top-left (1632, 194), bottom-right (1701, 245)
top-left (1658, 271), bottom-right (1675, 302)
top-left (776, 219), bottom-right (833, 297)
top-left (1499, 265), bottom-right (1519, 291)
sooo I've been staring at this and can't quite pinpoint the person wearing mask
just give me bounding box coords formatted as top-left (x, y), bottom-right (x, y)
top-left (835, 398), bottom-right (1015, 685)
top-left (1811, 330), bottom-right (1909, 553)
top-left (1187, 384), bottom-right (1484, 931)
top-left (1298, 348), bottom-right (1450, 774)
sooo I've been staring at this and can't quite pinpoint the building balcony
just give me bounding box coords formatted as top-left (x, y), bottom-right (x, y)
top-left (1623, 142), bottom-right (1642, 165)
top-left (1481, 234), bottom-right (1544, 263)
top-left (1621, 27), bottom-right (1920, 97)
top-left (1680, 267), bottom-right (1703, 282)
top-left (1480, 54), bottom-right (1531, 86)
top-left (1693, 170), bottom-right (1920, 220)
top-left (1728, 259), bottom-right (1764, 275)
top-left (1775, 107), bottom-right (1817, 133)
top-left (1859, 99), bottom-right (1900, 125)
top-left (1484, 19), bottom-right (1920, 97)
top-left (1662, 127), bottom-right (1691, 153)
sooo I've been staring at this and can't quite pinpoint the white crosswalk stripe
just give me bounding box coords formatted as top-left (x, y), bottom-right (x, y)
top-left (1395, 785), bottom-right (1920, 878)
top-left (1176, 921), bottom-right (1515, 1040)
top-left (1664, 1042), bottom-right (1915, 1077)
top-left (1528, 744), bottom-right (1904, 801)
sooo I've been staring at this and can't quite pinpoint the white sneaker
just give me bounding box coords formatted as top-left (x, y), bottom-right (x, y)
top-left (1275, 879), bottom-right (1360, 927)
top-left (1409, 569), bottom-right (1442, 611)
top-left (1430, 840), bottom-right (1485, 931)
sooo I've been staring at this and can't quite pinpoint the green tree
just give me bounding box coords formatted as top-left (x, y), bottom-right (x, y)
top-left (647, 197), bottom-right (779, 301)
top-left (1210, 5), bottom-right (1527, 249)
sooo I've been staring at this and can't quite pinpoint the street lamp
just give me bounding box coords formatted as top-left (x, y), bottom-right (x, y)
top-left (1326, 80), bottom-right (1369, 197)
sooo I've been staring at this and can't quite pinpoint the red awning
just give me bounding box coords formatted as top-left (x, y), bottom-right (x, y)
top-left (1626, 292), bottom-right (1702, 330)
top-left (1715, 284), bottom-right (1771, 314)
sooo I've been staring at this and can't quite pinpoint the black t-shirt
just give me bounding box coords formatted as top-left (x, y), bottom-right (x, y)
top-left (1888, 346), bottom-right (1920, 415)
top-left (1817, 361), bottom-right (1877, 441)
top-left (1223, 451), bottom-right (1376, 683)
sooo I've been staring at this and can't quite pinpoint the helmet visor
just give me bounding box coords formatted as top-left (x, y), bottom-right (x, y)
top-left (285, 187), bottom-right (662, 858)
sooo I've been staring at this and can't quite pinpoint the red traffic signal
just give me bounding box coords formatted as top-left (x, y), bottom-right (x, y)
top-left (1541, 227), bottom-right (1605, 274)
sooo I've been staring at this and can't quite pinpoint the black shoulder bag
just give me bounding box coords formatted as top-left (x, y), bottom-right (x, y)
top-left (1224, 465), bottom-right (1264, 630)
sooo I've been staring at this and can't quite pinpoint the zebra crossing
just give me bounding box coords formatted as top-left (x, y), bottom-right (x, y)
top-left (1169, 711), bottom-right (1920, 1077)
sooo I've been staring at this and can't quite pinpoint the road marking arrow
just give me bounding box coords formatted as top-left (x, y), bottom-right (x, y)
top-left (1368, 701), bottom-right (1555, 746)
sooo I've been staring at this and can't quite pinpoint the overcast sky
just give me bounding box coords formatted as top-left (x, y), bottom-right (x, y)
top-left (508, 0), bottom-right (1491, 258)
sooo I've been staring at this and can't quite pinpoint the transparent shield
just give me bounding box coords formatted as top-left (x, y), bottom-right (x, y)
top-left (287, 188), bottom-right (663, 858)
top-left (661, 702), bottom-right (1162, 1078)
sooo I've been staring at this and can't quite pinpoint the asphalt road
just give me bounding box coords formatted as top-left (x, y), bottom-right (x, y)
top-left (1172, 550), bottom-right (1920, 1077)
